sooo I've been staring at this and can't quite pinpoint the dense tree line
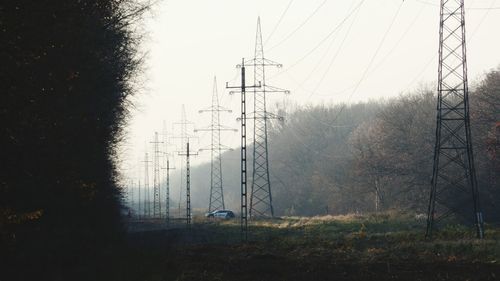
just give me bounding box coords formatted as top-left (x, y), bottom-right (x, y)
top-left (188, 68), bottom-right (499, 221)
top-left (1, 1), bottom-right (145, 279)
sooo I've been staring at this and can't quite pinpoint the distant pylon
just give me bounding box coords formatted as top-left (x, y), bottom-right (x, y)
top-left (197, 77), bottom-right (236, 212)
top-left (172, 106), bottom-right (196, 219)
top-left (161, 122), bottom-right (176, 224)
top-left (137, 179), bottom-right (141, 219)
top-left (162, 158), bottom-right (175, 225)
top-left (142, 152), bottom-right (152, 218)
top-left (151, 132), bottom-right (163, 218)
top-left (247, 17), bottom-right (289, 218)
top-left (426, 0), bottom-right (484, 239)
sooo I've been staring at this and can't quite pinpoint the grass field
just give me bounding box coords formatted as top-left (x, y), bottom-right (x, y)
top-left (119, 212), bottom-right (500, 281)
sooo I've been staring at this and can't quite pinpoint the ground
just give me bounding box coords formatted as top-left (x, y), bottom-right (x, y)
top-left (119, 213), bottom-right (500, 281)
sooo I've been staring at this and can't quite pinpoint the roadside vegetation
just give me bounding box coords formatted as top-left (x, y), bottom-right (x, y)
top-left (120, 212), bottom-right (500, 281)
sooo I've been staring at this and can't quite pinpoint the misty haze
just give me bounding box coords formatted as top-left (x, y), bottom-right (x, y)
top-left (2, 0), bottom-right (500, 280)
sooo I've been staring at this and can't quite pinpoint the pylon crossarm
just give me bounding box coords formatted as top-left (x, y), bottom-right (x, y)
top-left (198, 106), bottom-right (232, 113)
top-left (260, 85), bottom-right (290, 94)
top-left (244, 57), bottom-right (282, 67)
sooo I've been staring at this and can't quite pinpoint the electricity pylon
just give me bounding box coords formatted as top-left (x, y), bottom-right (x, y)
top-left (137, 180), bottom-right (141, 219)
top-left (196, 77), bottom-right (236, 212)
top-left (161, 122), bottom-right (175, 224)
top-left (142, 153), bottom-right (152, 218)
top-left (128, 179), bottom-right (134, 213)
top-left (426, 0), bottom-right (484, 239)
top-left (247, 17), bottom-right (289, 218)
top-left (172, 105), bottom-right (195, 218)
top-left (151, 132), bottom-right (163, 218)
top-left (227, 58), bottom-right (261, 241)
top-left (162, 157), bottom-right (175, 225)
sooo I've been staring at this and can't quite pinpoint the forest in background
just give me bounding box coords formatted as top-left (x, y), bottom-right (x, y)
top-left (186, 68), bottom-right (499, 221)
top-left (2, 1), bottom-right (499, 280)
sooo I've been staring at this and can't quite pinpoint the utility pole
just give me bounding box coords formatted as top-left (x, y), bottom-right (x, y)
top-left (247, 17), bottom-right (289, 218)
top-left (142, 152), bottom-right (152, 218)
top-left (178, 141), bottom-right (198, 227)
top-left (151, 132), bottom-right (163, 218)
top-left (196, 77), bottom-right (236, 212)
top-left (426, 0), bottom-right (484, 239)
top-left (172, 105), bottom-right (195, 218)
top-left (227, 58), bottom-right (261, 241)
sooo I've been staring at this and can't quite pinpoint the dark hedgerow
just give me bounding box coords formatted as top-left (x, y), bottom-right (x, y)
top-left (0, 0), bottom-right (147, 279)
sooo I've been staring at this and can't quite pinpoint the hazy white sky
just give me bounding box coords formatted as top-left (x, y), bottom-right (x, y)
top-left (120, 0), bottom-right (500, 180)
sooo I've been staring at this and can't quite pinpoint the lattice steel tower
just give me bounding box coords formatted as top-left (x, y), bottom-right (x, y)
top-left (162, 158), bottom-right (175, 224)
top-left (173, 105), bottom-right (195, 218)
top-left (151, 132), bottom-right (163, 218)
top-left (248, 17), bottom-right (288, 217)
top-left (175, 106), bottom-right (188, 217)
top-left (197, 77), bottom-right (236, 212)
top-left (142, 152), bottom-right (152, 218)
top-left (426, 0), bottom-right (484, 239)
top-left (161, 122), bottom-right (175, 224)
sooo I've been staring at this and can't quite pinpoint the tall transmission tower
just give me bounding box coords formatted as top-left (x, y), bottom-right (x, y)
top-left (197, 77), bottom-right (236, 212)
top-left (128, 179), bottom-right (134, 215)
top-left (151, 132), bottom-right (163, 218)
top-left (161, 122), bottom-right (176, 224)
top-left (426, 0), bottom-right (484, 239)
top-left (247, 17), bottom-right (289, 218)
top-left (142, 153), bottom-right (152, 218)
top-left (162, 158), bottom-right (175, 225)
top-left (137, 180), bottom-right (141, 219)
top-left (173, 105), bottom-right (195, 217)
top-left (227, 59), bottom-right (261, 241)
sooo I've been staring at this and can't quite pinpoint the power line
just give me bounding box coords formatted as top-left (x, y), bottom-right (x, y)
top-left (323, 1), bottom-right (405, 125)
top-left (415, 0), bottom-right (500, 10)
top-left (294, 2), bottom-right (423, 99)
top-left (267, 0), bottom-right (328, 52)
top-left (268, 0), bottom-right (365, 79)
top-left (264, 0), bottom-right (295, 45)
top-left (304, 2), bottom-right (362, 99)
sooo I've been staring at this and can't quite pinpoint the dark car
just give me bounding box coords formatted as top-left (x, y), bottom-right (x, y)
top-left (205, 210), bottom-right (235, 219)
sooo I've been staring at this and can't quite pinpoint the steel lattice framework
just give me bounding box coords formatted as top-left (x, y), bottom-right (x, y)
top-left (137, 180), bottom-right (141, 219)
top-left (161, 123), bottom-right (175, 224)
top-left (173, 105), bottom-right (194, 218)
top-left (197, 77), bottom-right (236, 212)
top-left (247, 18), bottom-right (288, 218)
top-left (163, 158), bottom-right (175, 224)
top-left (142, 153), bottom-right (151, 218)
top-left (151, 132), bottom-right (163, 218)
top-left (426, 0), bottom-right (484, 238)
